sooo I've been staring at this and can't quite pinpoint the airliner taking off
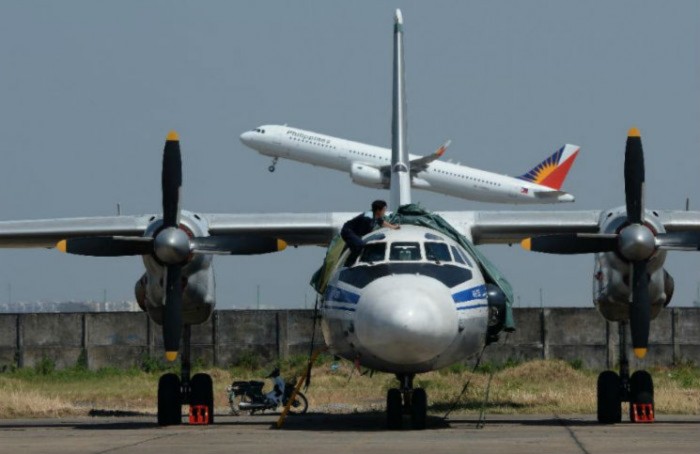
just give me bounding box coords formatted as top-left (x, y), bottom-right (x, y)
top-left (240, 125), bottom-right (580, 204)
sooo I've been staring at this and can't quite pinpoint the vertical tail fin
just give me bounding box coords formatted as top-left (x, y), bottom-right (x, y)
top-left (390, 9), bottom-right (411, 209)
top-left (517, 144), bottom-right (580, 190)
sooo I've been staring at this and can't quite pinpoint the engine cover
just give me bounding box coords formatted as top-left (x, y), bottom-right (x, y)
top-left (350, 162), bottom-right (387, 189)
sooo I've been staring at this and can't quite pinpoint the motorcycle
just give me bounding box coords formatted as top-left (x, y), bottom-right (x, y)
top-left (227, 368), bottom-right (309, 415)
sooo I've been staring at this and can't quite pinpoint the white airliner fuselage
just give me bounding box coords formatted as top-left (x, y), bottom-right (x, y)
top-left (240, 125), bottom-right (577, 204)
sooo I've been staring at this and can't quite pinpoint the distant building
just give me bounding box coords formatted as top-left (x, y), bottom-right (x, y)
top-left (0, 300), bottom-right (140, 313)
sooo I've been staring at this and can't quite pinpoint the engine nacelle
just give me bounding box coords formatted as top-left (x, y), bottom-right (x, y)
top-left (350, 162), bottom-right (387, 189)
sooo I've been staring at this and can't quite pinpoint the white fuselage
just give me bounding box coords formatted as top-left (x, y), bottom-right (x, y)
top-left (240, 125), bottom-right (574, 204)
top-left (320, 225), bottom-right (489, 374)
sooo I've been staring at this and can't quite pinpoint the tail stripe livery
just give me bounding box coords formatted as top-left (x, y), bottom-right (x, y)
top-left (517, 144), bottom-right (580, 190)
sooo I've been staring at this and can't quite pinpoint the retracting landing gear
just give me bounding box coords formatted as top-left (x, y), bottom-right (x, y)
top-left (157, 325), bottom-right (214, 426)
top-left (268, 157), bottom-right (279, 172)
top-left (386, 374), bottom-right (427, 430)
top-left (597, 322), bottom-right (654, 424)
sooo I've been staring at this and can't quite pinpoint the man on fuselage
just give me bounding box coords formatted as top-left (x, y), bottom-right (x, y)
top-left (341, 200), bottom-right (400, 264)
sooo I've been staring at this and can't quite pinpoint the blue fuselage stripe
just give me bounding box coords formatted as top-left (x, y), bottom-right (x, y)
top-left (452, 285), bottom-right (488, 304)
top-left (456, 302), bottom-right (488, 311)
top-left (325, 285), bottom-right (360, 305)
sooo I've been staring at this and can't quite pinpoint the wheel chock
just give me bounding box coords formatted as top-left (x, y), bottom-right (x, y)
top-left (189, 405), bottom-right (209, 425)
top-left (631, 403), bottom-right (654, 423)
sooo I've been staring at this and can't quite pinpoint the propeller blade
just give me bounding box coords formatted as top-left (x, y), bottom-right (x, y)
top-left (56, 237), bottom-right (153, 256)
top-left (655, 231), bottom-right (700, 251)
top-left (521, 234), bottom-right (618, 254)
top-left (190, 236), bottom-right (287, 255)
top-left (163, 265), bottom-right (183, 361)
top-left (630, 260), bottom-right (651, 358)
top-left (624, 127), bottom-right (645, 224)
top-left (162, 131), bottom-right (182, 228)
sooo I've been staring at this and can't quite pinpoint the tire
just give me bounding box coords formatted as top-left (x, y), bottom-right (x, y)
top-left (387, 388), bottom-right (402, 430)
top-left (268, 166), bottom-right (276, 172)
top-left (190, 373), bottom-right (214, 424)
top-left (629, 370), bottom-right (654, 422)
top-left (410, 388), bottom-right (427, 430)
top-left (158, 373), bottom-right (182, 426)
top-left (597, 370), bottom-right (621, 424)
top-left (286, 391), bottom-right (309, 415)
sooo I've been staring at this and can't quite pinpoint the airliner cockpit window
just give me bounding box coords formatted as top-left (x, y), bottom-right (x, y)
top-left (425, 242), bottom-right (451, 263)
top-left (359, 242), bottom-right (386, 264)
top-left (450, 245), bottom-right (466, 265)
top-left (451, 245), bottom-right (473, 267)
top-left (389, 242), bottom-right (422, 261)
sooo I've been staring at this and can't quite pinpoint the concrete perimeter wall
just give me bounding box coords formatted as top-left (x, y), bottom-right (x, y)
top-left (0, 308), bottom-right (698, 371)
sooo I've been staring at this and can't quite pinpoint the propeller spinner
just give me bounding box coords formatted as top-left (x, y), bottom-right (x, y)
top-left (56, 131), bottom-right (287, 361)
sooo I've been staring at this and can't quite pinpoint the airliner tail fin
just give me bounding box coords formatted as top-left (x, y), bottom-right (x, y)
top-left (517, 144), bottom-right (580, 190)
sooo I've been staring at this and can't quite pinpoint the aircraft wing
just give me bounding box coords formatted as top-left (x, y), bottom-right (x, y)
top-left (379, 140), bottom-right (451, 176)
top-left (439, 209), bottom-right (700, 245)
top-left (203, 212), bottom-right (352, 247)
top-left (0, 216), bottom-right (151, 248)
top-left (0, 212), bottom-right (353, 250)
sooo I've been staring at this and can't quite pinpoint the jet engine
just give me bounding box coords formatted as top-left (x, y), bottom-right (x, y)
top-left (350, 162), bottom-right (388, 189)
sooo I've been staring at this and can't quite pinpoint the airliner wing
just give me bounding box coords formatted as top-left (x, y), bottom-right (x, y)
top-left (0, 212), bottom-right (352, 249)
top-left (379, 140), bottom-right (451, 175)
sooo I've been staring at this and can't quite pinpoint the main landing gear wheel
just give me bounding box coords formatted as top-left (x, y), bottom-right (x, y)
top-left (190, 373), bottom-right (215, 424)
top-left (387, 388), bottom-right (402, 430)
top-left (410, 388), bottom-right (427, 430)
top-left (158, 373), bottom-right (182, 426)
top-left (597, 370), bottom-right (621, 424)
top-left (629, 370), bottom-right (654, 422)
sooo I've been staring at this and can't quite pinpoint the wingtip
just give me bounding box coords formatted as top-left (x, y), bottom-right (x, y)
top-left (277, 239), bottom-right (288, 251)
top-left (166, 130), bottom-right (180, 142)
top-left (521, 238), bottom-right (532, 250)
top-left (56, 240), bottom-right (67, 253)
top-left (633, 348), bottom-right (647, 359)
top-left (628, 127), bottom-right (641, 138)
top-left (395, 9), bottom-right (403, 24)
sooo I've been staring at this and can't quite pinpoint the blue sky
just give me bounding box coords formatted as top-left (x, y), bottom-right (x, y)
top-left (0, 1), bottom-right (699, 308)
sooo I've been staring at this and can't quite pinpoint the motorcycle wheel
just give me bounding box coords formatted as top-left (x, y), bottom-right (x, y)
top-left (286, 392), bottom-right (309, 415)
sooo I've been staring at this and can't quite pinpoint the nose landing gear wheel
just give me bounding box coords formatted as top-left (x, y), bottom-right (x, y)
top-left (387, 388), bottom-right (402, 430)
top-left (268, 165), bottom-right (276, 172)
top-left (158, 373), bottom-right (182, 426)
top-left (597, 370), bottom-right (621, 424)
top-left (268, 157), bottom-right (279, 172)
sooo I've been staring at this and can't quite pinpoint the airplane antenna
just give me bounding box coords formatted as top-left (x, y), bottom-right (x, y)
top-left (390, 9), bottom-right (411, 209)
top-left (116, 203), bottom-right (121, 216)
top-left (685, 197), bottom-right (690, 211)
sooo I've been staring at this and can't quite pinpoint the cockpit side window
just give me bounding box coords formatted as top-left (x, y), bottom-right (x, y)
top-left (451, 245), bottom-right (473, 267)
top-left (359, 242), bottom-right (386, 264)
top-left (450, 245), bottom-right (466, 265)
top-left (425, 242), bottom-right (451, 263)
top-left (390, 242), bottom-right (422, 261)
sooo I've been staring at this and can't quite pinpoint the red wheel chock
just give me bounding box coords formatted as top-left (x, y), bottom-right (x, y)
top-left (631, 403), bottom-right (654, 423)
top-left (189, 405), bottom-right (210, 425)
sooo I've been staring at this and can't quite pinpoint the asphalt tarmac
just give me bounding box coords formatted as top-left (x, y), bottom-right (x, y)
top-left (1, 413), bottom-right (699, 454)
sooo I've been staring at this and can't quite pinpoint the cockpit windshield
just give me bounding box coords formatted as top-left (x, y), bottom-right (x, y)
top-left (425, 242), bottom-right (451, 263)
top-left (389, 242), bottom-right (422, 261)
top-left (359, 242), bottom-right (386, 263)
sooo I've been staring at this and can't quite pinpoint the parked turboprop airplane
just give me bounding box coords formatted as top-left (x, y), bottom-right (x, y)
top-left (240, 127), bottom-right (580, 205)
top-left (0, 8), bottom-right (697, 431)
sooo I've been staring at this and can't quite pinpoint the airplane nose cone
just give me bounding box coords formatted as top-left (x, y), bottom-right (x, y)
top-left (239, 131), bottom-right (255, 146)
top-left (355, 275), bottom-right (457, 365)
